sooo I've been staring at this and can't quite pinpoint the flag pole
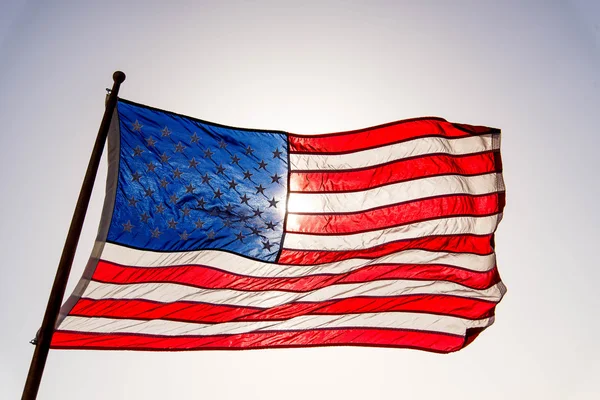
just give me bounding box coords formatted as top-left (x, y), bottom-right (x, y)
top-left (21, 71), bottom-right (126, 400)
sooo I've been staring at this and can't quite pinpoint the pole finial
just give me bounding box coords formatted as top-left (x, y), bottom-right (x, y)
top-left (113, 71), bottom-right (126, 84)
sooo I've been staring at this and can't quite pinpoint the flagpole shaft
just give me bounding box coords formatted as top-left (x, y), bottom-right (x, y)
top-left (21, 71), bottom-right (126, 400)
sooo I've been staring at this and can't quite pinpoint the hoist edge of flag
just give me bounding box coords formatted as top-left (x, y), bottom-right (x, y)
top-left (55, 106), bottom-right (123, 329)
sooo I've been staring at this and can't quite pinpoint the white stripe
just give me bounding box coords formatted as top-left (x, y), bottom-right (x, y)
top-left (100, 242), bottom-right (496, 274)
top-left (283, 215), bottom-right (499, 251)
top-left (288, 173), bottom-right (501, 213)
top-left (80, 280), bottom-right (505, 308)
top-left (58, 312), bottom-right (494, 337)
top-left (290, 134), bottom-right (498, 171)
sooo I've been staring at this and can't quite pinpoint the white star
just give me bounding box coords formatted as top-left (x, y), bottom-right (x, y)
top-left (146, 137), bottom-right (157, 147)
top-left (122, 220), bottom-right (134, 232)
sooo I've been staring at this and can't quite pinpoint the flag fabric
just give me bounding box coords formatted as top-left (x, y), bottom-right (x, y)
top-left (51, 99), bottom-right (506, 353)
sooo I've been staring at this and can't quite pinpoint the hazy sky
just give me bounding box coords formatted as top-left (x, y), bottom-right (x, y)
top-left (1, 1), bottom-right (599, 399)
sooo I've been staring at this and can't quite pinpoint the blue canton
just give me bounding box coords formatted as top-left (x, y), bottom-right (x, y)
top-left (107, 100), bottom-right (288, 262)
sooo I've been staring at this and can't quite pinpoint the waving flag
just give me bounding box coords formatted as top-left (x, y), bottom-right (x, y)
top-left (51, 99), bottom-right (506, 353)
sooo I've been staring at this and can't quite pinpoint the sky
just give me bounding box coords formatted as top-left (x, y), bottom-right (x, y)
top-left (0, 0), bottom-right (599, 399)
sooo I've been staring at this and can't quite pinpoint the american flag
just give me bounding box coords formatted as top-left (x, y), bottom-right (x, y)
top-left (51, 99), bottom-right (506, 353)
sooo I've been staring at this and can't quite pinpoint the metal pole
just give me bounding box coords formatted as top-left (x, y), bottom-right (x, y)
top-left (21, 71), bottom-right (126, 400)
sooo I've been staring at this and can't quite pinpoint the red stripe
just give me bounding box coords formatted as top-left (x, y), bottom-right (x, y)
top-left (51, 327), bottom-right (469, 353)
top-left (289, 119), bottom-right (495, 154)
top-left (92, 260), bottom-right (500, 292)
top-left (287, 194), bottom-right (503, 234)
top-left (69, 295), bottom-right (497, 323)
top-left (280, 234), bottom-right (494, 265)
top-left (290, 152), bottom-right (500, 192)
